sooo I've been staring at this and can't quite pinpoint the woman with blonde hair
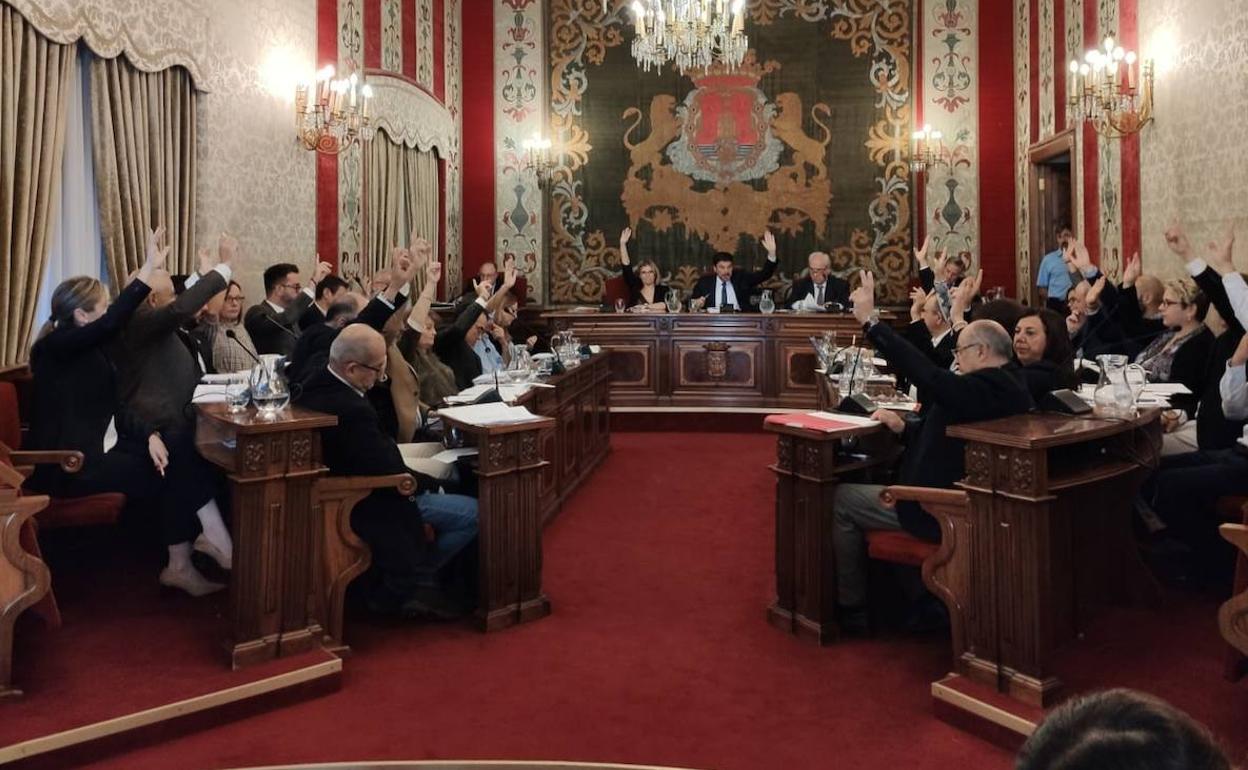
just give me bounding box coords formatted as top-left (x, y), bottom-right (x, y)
top-left (27, 228), bottom-right (231, 597)
top-left (618, 227), bottom-right (673, 311)
top-left (1135, 278), bottom-right (1213, 414)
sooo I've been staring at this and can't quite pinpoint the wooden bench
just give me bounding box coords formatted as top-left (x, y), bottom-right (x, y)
top-left (1218, 496), bottom-right (1248, 682)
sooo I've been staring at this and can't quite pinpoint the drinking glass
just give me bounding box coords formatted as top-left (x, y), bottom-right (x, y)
top-left (224, 383), bottom-right (250, 414)
top-left (614, 298), bottom-right (625, 313)
top-left (759, 289), bottom-right (776, 314)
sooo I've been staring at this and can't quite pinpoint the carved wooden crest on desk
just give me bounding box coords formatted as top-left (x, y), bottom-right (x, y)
top-left (703, 342), bottom-right (731, 380)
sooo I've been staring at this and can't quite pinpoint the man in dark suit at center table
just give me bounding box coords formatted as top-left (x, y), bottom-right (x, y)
top-left (245, 260), bottom-right (333, 356)
top-left (689, 231), bottom-right (779, 312)
top-left (831, 269), bottom-right (1034, 631)
top-left (296, 323), bottom-right (478, 618)
top-left (786, 251), bottom-right (850, 311)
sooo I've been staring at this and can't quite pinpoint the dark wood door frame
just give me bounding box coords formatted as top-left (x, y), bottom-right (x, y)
top-left (1027, 129), bottom-right (1078, 307)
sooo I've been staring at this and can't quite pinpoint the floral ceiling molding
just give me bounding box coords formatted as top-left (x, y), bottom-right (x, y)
top-left (369, 74), bottom-right (457, 157)
top-left (5, 0), bottom-right (212, 90)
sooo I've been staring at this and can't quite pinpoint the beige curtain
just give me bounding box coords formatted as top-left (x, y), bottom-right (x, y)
top-left (90, 55), bottom-right (196, 289)
top-left (0, 6), bottom-right (75, 365)
top-left (365, 129), bottom-right (439, 290)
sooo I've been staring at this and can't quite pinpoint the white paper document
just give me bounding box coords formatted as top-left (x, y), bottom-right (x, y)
top-left (436, 402), bottom-right (546, 426)
top-left (811, 411), bottom-right (880, 427)
top-left (191, 385), bottom-right (229, 403)
top-left (429, 447), bottom-right (479, 464)
top-left (201, 372), bottom-right (249, 384)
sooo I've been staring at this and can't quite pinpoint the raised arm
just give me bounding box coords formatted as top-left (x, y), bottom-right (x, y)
top-left (1200, 224), bottom-right (1248, 332)
top-left (744, 231), bottom-right (779, 288)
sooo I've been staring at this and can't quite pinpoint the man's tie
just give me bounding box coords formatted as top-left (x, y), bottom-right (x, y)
top-left (815, 283), bottom-right (824, 306)
top-left (720, 280), bottom-right (728, 309)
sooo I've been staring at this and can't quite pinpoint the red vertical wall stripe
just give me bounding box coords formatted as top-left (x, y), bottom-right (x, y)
top-left (979, 0), bottom-right (1017, 296)
top-left (364, 0), bottom-right (382, 70)
top-left (433, 0), bottom-right (446, 102)
top-left (1054, 0), bottom-right (1066, 133)
top-left (402, 0), bottom-right (418, 80)
top-left (316, 0), bottom-right (339, 269)
top-left (913, 7), bottom-right (926, 253)
top-left (1119, 0), bottom-right (1141, 262)
top-left (460, 3), bottom-right (493, 280)
top-left (1028, 0), bottom-right (1039, 144)
top-left (1082, 0), bottom-right (1100, 257)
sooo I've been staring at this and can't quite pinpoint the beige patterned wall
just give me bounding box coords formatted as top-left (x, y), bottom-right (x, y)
top-left (1138, 0), bottom-right (1248, 280)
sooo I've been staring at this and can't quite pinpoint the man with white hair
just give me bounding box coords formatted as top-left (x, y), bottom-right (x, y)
top-left (831, 270), bottom-right (1034, 632)
top-left (296, 324), bottom-right (479, 618)
top-left (787, 251), bottom-right (849, 311)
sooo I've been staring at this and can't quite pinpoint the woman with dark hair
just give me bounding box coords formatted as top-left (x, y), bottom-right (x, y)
top-left (28, 228), bottom-right (229, 597)
top-left (618, 227), bottom-right (673, 311)
top-left (1014, 307), bottom-right (1080, 397)
top-left (1017, 688), bottom-right (1230, 770)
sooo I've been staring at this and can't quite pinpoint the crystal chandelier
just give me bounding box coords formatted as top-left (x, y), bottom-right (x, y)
top-left (294, 66), bottom-right (374, 155)
top-left (1068, 36), bottom-right (1155, 139)
top-left (628, 0), bottom-right (749, 74)
top-left (910, 124), bottom-right (948, 172)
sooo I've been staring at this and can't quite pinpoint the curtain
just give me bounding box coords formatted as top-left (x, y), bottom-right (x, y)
top-left (90, 54), bottom-right (196, 289)
top-left (0, 5), bottom-right (75, 365)
top-left (365, 129), bottom-right (439, 289)
top-left (36, 46), bottom-right (106, 331)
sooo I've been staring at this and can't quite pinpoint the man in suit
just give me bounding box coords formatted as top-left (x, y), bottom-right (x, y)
top-left (690, 231), bottom-right (778, 312)
top-left (437, 260), bottom-right (517, 389)
top-left (245, 260), bottom-right (331, 355)
top-left (902, 288), bottom-right (955, 369)
top-left (787, 251), bottom-right (850, 311)
top-left (299, 274), bottom-right (350, 331)
top-left (831, 270), bottom-right (1034, 631)
top-left (296, 324), bottom-right (478, 618)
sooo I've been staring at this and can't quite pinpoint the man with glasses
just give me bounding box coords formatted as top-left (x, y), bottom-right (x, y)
top-left (245, 260), bottom-right (332, 356)
top-left (297, 324), bottom-right (479, 619)
top-left (828, 270), bottom-right (1033, 633)
top-left (787, 251), bottom-right (849, 311)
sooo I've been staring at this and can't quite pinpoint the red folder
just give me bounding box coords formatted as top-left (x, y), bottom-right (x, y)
top-left (763, 413), bottom-right (872, 433)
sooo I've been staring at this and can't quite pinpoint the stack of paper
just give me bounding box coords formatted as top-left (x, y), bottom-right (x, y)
top-left (437, 402), bottom-right (546, 426)
top-left (192, 385), bottom-right (229, 403)
top-left (201, 372), bottom-right (249, 384)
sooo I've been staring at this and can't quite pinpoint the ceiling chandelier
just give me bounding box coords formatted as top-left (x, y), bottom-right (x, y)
top-left (294, 66), bottom-right (374, 155)
top-left (627, 0), bottom-right (749, 74)
top-left (1068, 36), bottom-right (1155, 139)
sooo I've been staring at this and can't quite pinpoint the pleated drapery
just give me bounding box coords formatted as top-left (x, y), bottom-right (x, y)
top-left (90, 55), bottom-right (196, 289)
top-left (364, 129), bottom-right (439, 287)
top-left (0, 5), bottom-right (75, 365)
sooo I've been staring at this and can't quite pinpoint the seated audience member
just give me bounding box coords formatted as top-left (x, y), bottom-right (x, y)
top-left (197, 280), bottom-right (258, 374)
top-left (452, 255), bottom-right (527, 312)
top-left (1064, 240), bottom-right (1131, 360)
top-left (1016, 688), bottom-right (1231, 770)
top-left (914, 234), bottom-right (966, 298)
top-left (1146, 311), bottom-right (1248, 585)
top-left (968, 297), bottom-right (1028, 340)
top-left (1013, 308), bottom-right (1080, 398)
top-left (299, 274), bottom-right (350, 331)
top-left (1116, 252), bottom-right (1167, 354)
top-left (1133, 278), bottom-right (1212, 415)
top-left (398, 300), bottom-right (461, 408)
top-left (689, 231), bottom-right (778, 312)
top-left (831, 271), bottom-right (1033, 630)
top-left (245, 260), bottom-right (330, 355)
top-left (902, 288), bottom-right (954, 369)
top-left (436, 261), bottom-right (516, 389)
top-left (30, 229), bottom-right (231, 596)
top-left (787, 250), bottom-right (849, 311)
top-left (296, 324), bottom-right (478, 618)
top-left (1035, 223), bottom-right (1075, 314)
top-left (617, 226), bottom-right (673, 311)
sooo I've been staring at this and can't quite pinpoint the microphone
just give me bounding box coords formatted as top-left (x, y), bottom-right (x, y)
top-left (224, 329), bottom-right (262, 366)
top-left (262, 313), bottom-right (300, 340)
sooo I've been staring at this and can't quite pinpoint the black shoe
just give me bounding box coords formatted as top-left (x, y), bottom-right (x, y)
top-left (399, 586), bottom-right (467, 621)
top-left (836, 605), bottom-right (871, 636)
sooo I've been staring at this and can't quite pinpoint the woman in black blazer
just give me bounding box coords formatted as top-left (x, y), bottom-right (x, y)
top-left (27, 228), bottom-right (229, 597)
top-left (618, 227), bottom-right (672, 311)
top-left (1135, 279), bottom-right (1213, 417)
top-left (1012, 307), bottom-right (1080, 400)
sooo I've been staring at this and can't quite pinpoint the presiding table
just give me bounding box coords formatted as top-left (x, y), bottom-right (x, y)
top-left (546, 311), bottom-right (892, 410)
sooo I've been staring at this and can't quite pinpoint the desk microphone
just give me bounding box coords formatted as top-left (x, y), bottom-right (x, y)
top-left (262, 314), bottom-right (301, 340)
top-left (224, 329), bottom-right (262, 366)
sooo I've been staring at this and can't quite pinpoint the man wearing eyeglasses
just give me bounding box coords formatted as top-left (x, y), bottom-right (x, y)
top-left (829, 270), bottom-right (1034, 633)
top-left (245, 260), bottom-right (332, 356)
top-left (787, 251), bottom-right (849, 311)
top-left (296, 324), bottom-right (479, 619)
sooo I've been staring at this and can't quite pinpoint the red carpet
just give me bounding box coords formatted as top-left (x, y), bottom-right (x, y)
top-left (18, 432), bottom-right (1247, 769)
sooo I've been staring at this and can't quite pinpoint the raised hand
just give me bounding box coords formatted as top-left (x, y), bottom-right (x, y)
top-left (1066, 307), bottom-right (1087, 336)
top-left (425, 260), bottom-right (442, 288)
top-left (1086, 274), bottom-right (1108, 308)
top-left (410, 236), bottom-right (433, 270)
top-left (932, 248), bottom-right (949, 280)
top-left (1206, 224), bottom-right (1236, 276)
top-left (218, 232), bottom-right (239, 266)
top-left (762, 230), bottom-right (777, 257)
top-left (503, 259), bottom-right (518, 289)
top-left (909, 286), bottom-right (927, 321)
top-left (195, 247), bottom-right (216, 276)
top-left (391, 248), bottom-right (417, 287)
top-left (620, 226), bottom-right (632, 246)
top-left (1122, 251), bottom-right (1142, 287)
top-left (1071, 241), bottom-right (1094, 273)
top-left (311, 259), bottom-right (333, 285)
top-left (144, 226), bottom-right (170, 269)
top-left (1164, 221), bottom-right (1193, 261)
top-left (474, 278), bottom-right (492, 300)
top-left (914, 233), bottom-right (932, 268)
top-left (850, 269), bottom-right (876, 324)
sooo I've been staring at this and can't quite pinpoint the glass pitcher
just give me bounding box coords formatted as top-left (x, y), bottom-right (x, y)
top-left (759, 289), bottom-right (776, 314)
top-left (664, 289), bottom-right (681, 313)
top-left (1093, 354), bottom-right (1144, 419)
top-left (249, 354), bottom-right (290, 419)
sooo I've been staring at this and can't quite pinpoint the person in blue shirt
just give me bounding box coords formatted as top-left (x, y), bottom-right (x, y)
top-left (1036, 224), bottom-right (1075, 313)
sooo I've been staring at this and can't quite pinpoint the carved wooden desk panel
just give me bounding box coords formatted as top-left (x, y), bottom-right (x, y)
top-left (546, 312), bottom-right (885, 409)
top-left (196, 405), bottom-right (336, 669)
top-left (941, 410), bottom-right (1162, 709)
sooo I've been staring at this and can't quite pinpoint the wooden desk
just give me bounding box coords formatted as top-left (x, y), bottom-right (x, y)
top-left (764, 418), bottom-right (894, 643)
top-left (546, 312), bottom-right (888, 410)
top-left (196, 405), bottom-right (336, 669)
top-left (936, 410), bottom-right (1162, 711)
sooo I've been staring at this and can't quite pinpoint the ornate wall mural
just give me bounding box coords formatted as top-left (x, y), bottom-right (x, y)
top-left (1014, 0), bottom-right (1032, 295)
top-left (1066, 0), bottom-right (1085, 238)
top-left (1095, 0), bottom-right (1122, 279)
top-left (922, 0), bottom-right (979, 264)
top-left (546, 0), bottom-right (914, 305)
top-left (494, 0), bottom-right (544, 302)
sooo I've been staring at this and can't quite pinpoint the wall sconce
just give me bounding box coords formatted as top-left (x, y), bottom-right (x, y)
top-left (1068, 36), bottom-right (1155, 139)
top-left (522, 134), bottom-right (555, 188)
top-left (910, 124), bottom-right (948, 172)
top-left (295, 66), bottom-right (374, 155)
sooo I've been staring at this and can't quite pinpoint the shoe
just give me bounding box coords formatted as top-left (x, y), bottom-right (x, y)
top-left (194, 534), bottom-right (232, 571)
top-left (399, 586), bottom-right (467, 621)
top-left (159, 565), bottom-right (226, 597)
